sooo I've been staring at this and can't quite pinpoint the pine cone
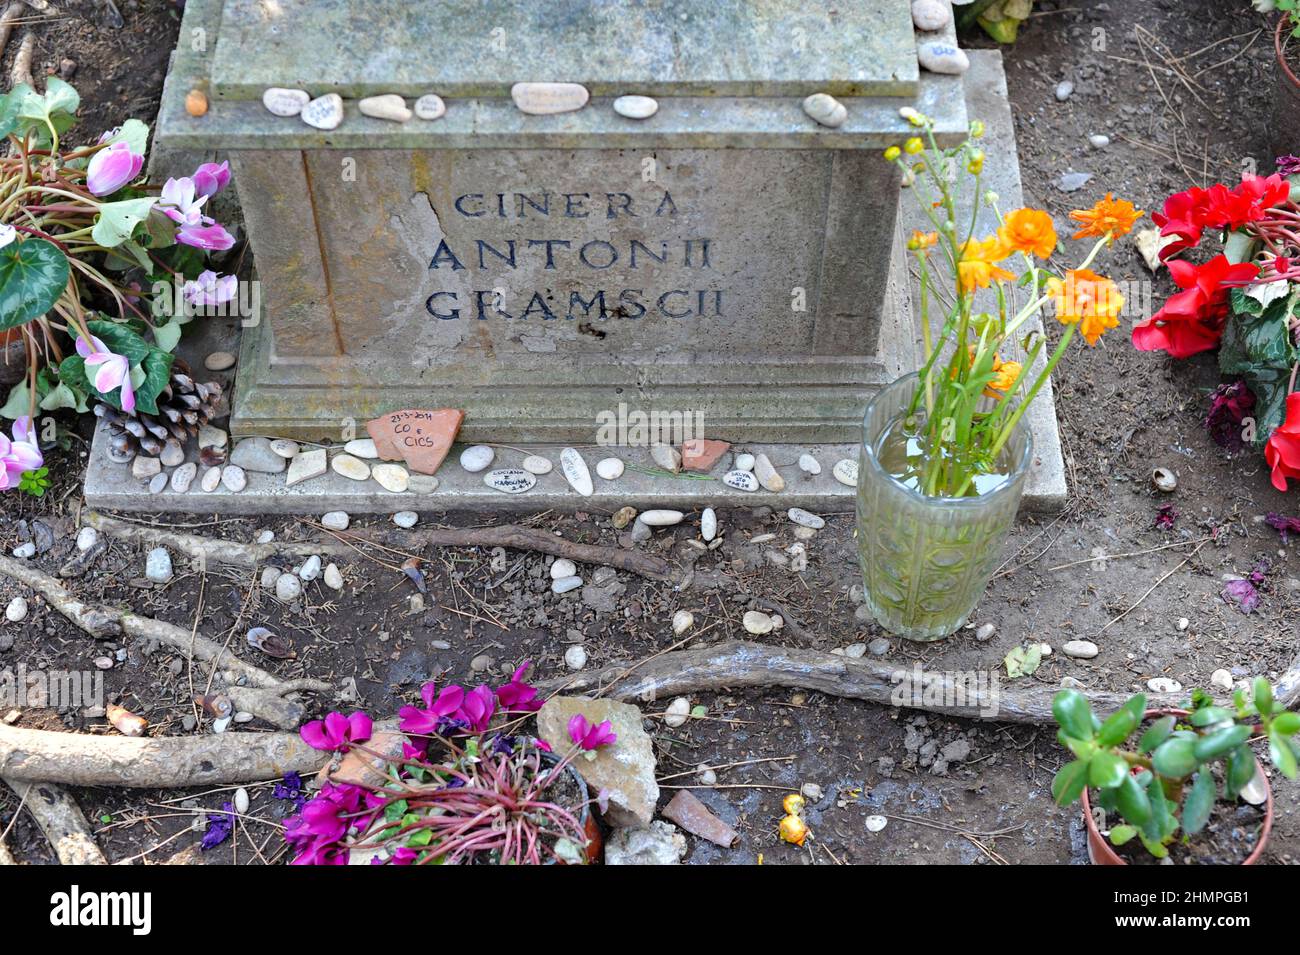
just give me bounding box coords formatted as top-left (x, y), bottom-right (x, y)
top-left (95, 358), bottom-right (224, 463)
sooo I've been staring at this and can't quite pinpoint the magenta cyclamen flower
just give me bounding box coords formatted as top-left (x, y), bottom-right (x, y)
top-left (284, 781), bottom-right (369, 865)
top-left (300, 710), bottom-right (373, 752)
top-left (182, 270), bottom-right (238, 306)
top-left (86, 141), bottom-right (144, 196)
top-left (568, 713), bottom-right (617, 750)
top-left (192, 161), bottom-right (231, 198)
top-left (460, 685), bottom-right (497, 731)
top-left (0, 416), bottom-right (42, 490)
top-left (75, 334), bottom-right (134, 413)
top-left (496, 661), bottom-right (543, 712)
top-left (177, 221), bottom-right (236, 251)
top-left (398, 683), bottom-right (466, 736)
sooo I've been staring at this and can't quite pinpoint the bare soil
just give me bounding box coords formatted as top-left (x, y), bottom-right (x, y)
top-left (3, 0), bottom-right (1300, 866)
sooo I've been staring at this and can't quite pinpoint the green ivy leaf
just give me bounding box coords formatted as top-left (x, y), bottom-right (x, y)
top-left (132, 347), bottom-right (173, 416)
top-left (84, 319), bottom-right (150, 363)
top-left (92, 197), bottom-right (158, 249)
top-left (0, 237), bottom-right (69, 331)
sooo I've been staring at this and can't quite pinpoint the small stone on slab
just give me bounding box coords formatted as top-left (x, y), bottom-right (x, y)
top-left (613, 94), bottom-right (658, 119)
top-left (560, 448), bottom-right (593, 497)
top-left (596, 457), bottom-right (625, 480)
top-left (372, 463), bottom-right (410, 493)
top-left (522, 454), bottom-right (552, 475)
top-left (301, 93), bottom-right (344, 130)
top-left (230, 437), bottom-right (286, 474)
top-left (753, 453), bottom-right (785, 492)
top-left (510, 81), bottom-right (589, 115)
top-left (344, 438), bottom-right (378, 458)
top-left (483, 467), bottom-right (536, 494)
top-left (358, 93), bottom-right (411, 122)
top-left (459, 445), bottom-right (494, 473)
top-left (204, 351), bottom-right (236, 371)
top-left (723, 470), bottom-right (758, 492)
top-left (917, 40), bottom-right (969, 75)
top-left (832, 458), bottom-right (858, 487)
top-left (331, 453), bottom-right (371, 481)
top-left (286, 448), bottom-right (327, 486)
top-left (220, 466), bottom-right (247, 492)
top-left (414, 93), bottom-right (446, 120)
top-left (262, 87), bottom-right (310, 117)
top-left (802, 92), bottom-right (847, 128)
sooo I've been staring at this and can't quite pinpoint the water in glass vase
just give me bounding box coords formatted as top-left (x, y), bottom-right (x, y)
top-left (874, 414), bottom-right (1014, 499)
top-left (856, 374), bottom-right (1033, 641)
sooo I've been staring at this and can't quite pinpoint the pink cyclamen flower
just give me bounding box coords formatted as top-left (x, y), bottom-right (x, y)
top-left (398, 683), bottom-right (466, 736)
top-left (495, 660), bottom-right (543, 713)
top-left (300, 710), bottom-right (373, 752)
top-left (460, 685), bottom-right (496, 732)
top-left (192, 161), bottom-right (231, 198)
top-left (86, 141), bottom-right (144, 196)
top-left (567, 713), bottom-right (617, 751)
top-left (75, 334), bottom-right (134, 413)
top-left (177, 221), bottom-right (235, 251)
top-left (157, 176), bottom-right (207, 226)
top-left (182, 270), bottom-right (238, 307)
top-left (0, 416), bottom-right (42, 490)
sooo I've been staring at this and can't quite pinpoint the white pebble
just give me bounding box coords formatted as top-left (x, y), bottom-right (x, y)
top-left (414, 93), bottom-right (446, 120)
top-left (975, 623), bottom-right (996, 641)
top-left (299, 555), bottom-right (322, 581)
top-left (650, 444), bottom-right (681, 473)
top-left (200, 467), bottom-right (222, 492)
top-left (145, 547), bottom-right (173, 583)
top-left (560, 448), bottom-right (594, 496)
top-left (550, 558), bottom-right (577, 580)
top-left (372, 463), bottom-right (410, 493)
top-left (596, 457), bottom-right (625, 480)
top-left (551, 575), bottom-right (583, 595)
top-left (1210, 669), bottom-right (1233, 692)
top-left (672, 610), bottom-right (695, 635)
top-left (76, 527), bottom-right (99, 552)
top-left (917, 41), bottom-right (970, 75)
top-left (331, 454), bottom-right (370, 481)
top-left (743, 610), bottom-right (774, 635)
top-left (233, 787), bottom-right (250, 815)
top-left (700, 507), bottom-right (717, 542)
top-left (275, 573), bottom-right (303, 602)
top-left (1063, 640), bottom-right (1098, 659)
top-left (270, 439), bottom-right (299, 458)
top-left (798, 453), bottom-right (821, 475)
top-left (262, 87), bottom-right (310, 117)
top-left (613, 94), bottom-right (658, 119)
top-left (300, 93), bottom-right (344, 130)
top-left (640, 509), bottom-right (684, 527)
top-left (564, 645), bottom-right (588, 670)
top-left (753, 453), bottom-right (785, 492)
top-left (393, 511), bottom-right (418, 528)
top-left (1089, 133), bottom-right (1110, 149)
top-left (321, 511), bottom-right (350, 531)
top-left (787, 507), bottom-right (825, 529)
top-left (344, 438), bottom-right (378, 458)
top-left (5, 596), bottom-right (27, 622)
top-left (459, 444), bottom-right (494, 473)
top-left (911, 0), bottom-right (951, 30)
top-left (358, 93), bottom-right (412, 123)
top-left (1147, 677), bottom-right (1183, 693)
top-left (664, 697), bottom-right (691, 728)
top-left (522, 455), bottom-right (553, 475)
top-left (865, 815), bottom-right (889, 833)
top-left (723, 470), bottom-right (759, 492)
top-left (1055, 80), bottom-right (1075, 101)
top-left (324, 563), bottom-right (344, 591)
top-left (734, 453), bottom-right (756, 472)
top-left (802, 92), bottom-right (847, 128)
top-left (832, 459), bottom-right (858, 487)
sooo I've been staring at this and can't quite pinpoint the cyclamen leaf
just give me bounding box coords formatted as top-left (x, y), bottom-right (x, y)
top-left (0, 237), bottom-right (69, 331)
top-left (92, 197), bottom-right (158, 249)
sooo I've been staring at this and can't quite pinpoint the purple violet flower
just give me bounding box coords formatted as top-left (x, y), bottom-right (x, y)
top-left (200, 801), bottom-right (235, 851)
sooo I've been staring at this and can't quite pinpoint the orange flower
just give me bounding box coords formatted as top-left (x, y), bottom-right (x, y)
top-left (984, 356), bottom-right (1023, 398)
top-left (998, 208), bottom-right (1057, 259)
top-left (1047, 268), bottom-right (1124, 345)
top-left (1068, 193), bottom-right (1145, 241)
top-left (908, 229), bottom-right (939, 252)
top-left (958, 235), bottom-right (1015, 292)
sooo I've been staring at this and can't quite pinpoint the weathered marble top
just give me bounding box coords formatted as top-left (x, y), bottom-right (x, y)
top-left (209, 0), bottom-right (919, 99)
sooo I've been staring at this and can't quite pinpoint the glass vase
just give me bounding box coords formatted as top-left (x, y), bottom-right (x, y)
top-left (855, 372), bottom-right (1033, 641)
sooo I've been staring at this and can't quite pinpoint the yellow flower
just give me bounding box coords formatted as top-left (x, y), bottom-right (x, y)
top-left (970, 119), bottom-right (986, 138)
top-left (957, 235), bottom-right (1015, 293)
top-left (904, 137), bottom-right (924, 155)
top-left (1047, 269), bottom-right (1124, 345)
top-left (1068, 193), bottom-right (1145, 241)
top-left (998, 208), bottom-right (1057, 259)
top-left (966, 149), bottom-right (985, 175)
top-left (884, 145), bottom-right (901, 162)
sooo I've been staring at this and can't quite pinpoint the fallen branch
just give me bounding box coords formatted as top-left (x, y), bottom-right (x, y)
top-left (540, 640), bottom-right (1300, 725)
top-left (9, 30), bottom-right (32, 88)
top-left (409, 524), bottom-right (677, 581)
top-left (0, 723), bottom-right (326, 786)
top-left (0, 554), bottom-right (332, 727)
top-left (0, 2), bottom-right (24, 62)
top-left (2, 779), bottom-right (105, 864)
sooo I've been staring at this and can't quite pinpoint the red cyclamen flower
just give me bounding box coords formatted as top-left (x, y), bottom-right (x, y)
top-left (1266, 393), bottom-right (1300, 492)
top-left (1132, 255), bottom-right (1259, 358)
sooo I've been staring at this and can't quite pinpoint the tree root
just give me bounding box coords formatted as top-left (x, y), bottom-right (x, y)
top-left (540, 639), bottom-right (1300, 725)
top-left (0, 554), bottom-right (333, 727)
top-left (0, 723), bottom-right (326, 786)
top-left (9, 30), bottom-right (31, 88)
top-left (84, 512), bottom-right (345, 570)
top-left (1, 779), bottom-right (105, 864)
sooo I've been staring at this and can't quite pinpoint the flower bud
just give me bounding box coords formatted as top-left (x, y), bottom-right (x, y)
top-left (86, 141), bottom-right (144, 197)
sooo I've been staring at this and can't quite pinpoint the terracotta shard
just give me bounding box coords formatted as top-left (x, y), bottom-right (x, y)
top-left (681, 438), bottom-right (730, 473)
top-left (662, 790), bottom-right (739, 847)
top-left (365, 408), bottom-right (464, 475)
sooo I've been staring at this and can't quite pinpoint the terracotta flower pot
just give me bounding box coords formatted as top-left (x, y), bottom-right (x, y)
top-left (1274, 17), bottom-right (1300, 159)
top-left (1079, 709), bottom-right (1274, 866)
